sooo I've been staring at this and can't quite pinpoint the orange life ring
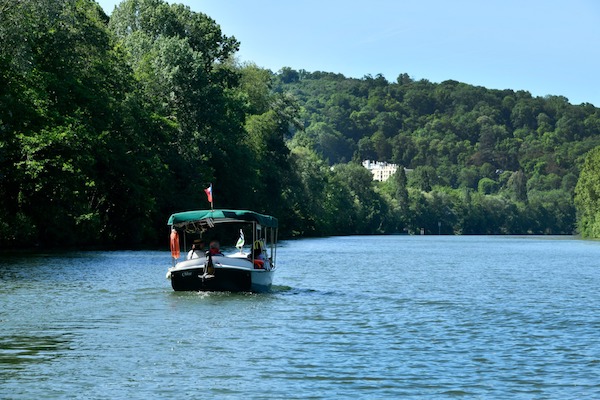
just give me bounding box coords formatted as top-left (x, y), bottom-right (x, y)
top-left (253, 259), bottom-right (265, 269)
top-left (170, 229), bottom-right (180, 259)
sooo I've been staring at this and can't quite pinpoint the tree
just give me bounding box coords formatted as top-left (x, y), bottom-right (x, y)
top-left (408, 165), bottom-right (436, 192)
top-left (371, 131), bottom-right (392, 160)
top-left (304, 122), bottom-right (354, 164)
top-left (279, 67), bottom-right (299, 84)
top-left (109, 0), bottom-right (253, 211)
top-left (478, 178), bottom-right (498, 195)
top-left (575, 146), bottom-right (600, 237)
top-left (506, 170), bottom-right (528, 202)
top-left (0, 0), bottom-right (152, 246)
top-left (332, 163), bottom-right (385, 233)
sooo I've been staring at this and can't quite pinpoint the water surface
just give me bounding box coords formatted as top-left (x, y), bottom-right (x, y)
top-left (1, 236), bottom-right (599, 398)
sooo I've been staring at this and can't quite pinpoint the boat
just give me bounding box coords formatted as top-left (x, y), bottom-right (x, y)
top-left (166, 209), bottom-right (278, 292)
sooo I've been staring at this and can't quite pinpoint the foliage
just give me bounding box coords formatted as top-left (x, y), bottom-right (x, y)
top-left (2, 0), bottom-right (600, 248)
top-left (275, 70), bottom-right (600, 236)
top-left (0, 0), bottom-right (144, 246)
top-left (0, 0), bottom-right (290, 247)
top-left (575, 147), bottom-right (600, 237)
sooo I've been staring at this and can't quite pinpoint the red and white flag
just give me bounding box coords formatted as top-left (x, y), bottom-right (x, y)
top-left (204, 184), bottom-right (213, 204)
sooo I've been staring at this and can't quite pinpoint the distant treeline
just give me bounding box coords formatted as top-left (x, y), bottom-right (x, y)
top-left (2, 0), bottom-right (600, 249)
top-left (277, 69), bottom-right (600, 237)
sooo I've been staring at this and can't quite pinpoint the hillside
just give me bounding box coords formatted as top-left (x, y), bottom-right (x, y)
top-left (275, 69), bottom-right (600, 235)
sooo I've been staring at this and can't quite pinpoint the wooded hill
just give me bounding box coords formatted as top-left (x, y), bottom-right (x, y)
top-left (2, 0), bottom-right (600, 249)
top-left (276, 70), bottom-right (600, 236)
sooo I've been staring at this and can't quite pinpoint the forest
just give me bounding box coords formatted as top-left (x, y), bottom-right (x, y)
top-left (2, 0), bottom-right (600, 249)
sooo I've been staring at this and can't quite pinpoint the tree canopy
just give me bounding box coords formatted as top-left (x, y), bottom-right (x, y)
top-left (278, 70), bottom-right (600, 236)
top-left (575, 147), bottom-right (600, 238)
top-left (2, 0), bottom-right (600, 248)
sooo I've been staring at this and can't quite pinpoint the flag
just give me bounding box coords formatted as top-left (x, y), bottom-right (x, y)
top-left (204, 184), bottom-right (213, 203)
top-left (170, 229), bottom-right (180, 259)
top-left (236, 229), bottom-right (245, 251)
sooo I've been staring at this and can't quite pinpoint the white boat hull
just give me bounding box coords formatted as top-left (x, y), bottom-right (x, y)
top-left (167, 254), bottom-right (275, 292)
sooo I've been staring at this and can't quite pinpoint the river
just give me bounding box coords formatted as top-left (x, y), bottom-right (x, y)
top-left (1, 235), bottom-right (599, 398)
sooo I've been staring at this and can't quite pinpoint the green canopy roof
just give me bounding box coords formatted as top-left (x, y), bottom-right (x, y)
top-left (168, 209), bottom-right (278, 229)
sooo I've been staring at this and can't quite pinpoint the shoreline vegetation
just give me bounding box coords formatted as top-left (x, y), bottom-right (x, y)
top-left (2, 0), bottom-right (600, 249)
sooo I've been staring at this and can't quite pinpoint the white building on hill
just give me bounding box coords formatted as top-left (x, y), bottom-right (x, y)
top-left (362, 160), bottom-right (398, 182)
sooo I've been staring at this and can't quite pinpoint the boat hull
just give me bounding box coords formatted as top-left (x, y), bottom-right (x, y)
top-left (168, 257), bottom-right (274, 293)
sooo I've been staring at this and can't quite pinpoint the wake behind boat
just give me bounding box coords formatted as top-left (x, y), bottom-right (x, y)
top-left (166, 209), bottom-right (278, 292)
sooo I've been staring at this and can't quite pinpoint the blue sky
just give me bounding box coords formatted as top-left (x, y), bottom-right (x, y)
top-left (98, 0), bottom-right (600, 106)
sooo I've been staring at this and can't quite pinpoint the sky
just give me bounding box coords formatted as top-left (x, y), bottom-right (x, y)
top-left (97, 0), bottom-right (600, 106)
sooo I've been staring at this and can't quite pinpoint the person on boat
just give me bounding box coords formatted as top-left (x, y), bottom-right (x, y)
top-left (208, 240), bottom-right (223, 256)
top-left (187, 240), bottom-right (204, 260)
top-left (252, 240), bottom-right (266, 260)
top-left (249, 240), bottom-right (267, 269)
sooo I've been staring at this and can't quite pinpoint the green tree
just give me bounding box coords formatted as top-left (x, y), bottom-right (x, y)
top-left (0, 0), bottom-right (152, 246)
top-left (384, 166), bottom-right (410, 231)
top-left (279, 67), bottom-right (299, 84)
top-left (575, 146), bottom-right (600, 237)
top-left (332, 163), bottom-right (387, 233)
top-left (478, 178), bottom-right (498, 195)
top-left (506, 170), bottom-right (528, 202)
top-left (109, 0), bottom-right (252, 211)
top-left (408, 165), bottom-right (436, 192)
